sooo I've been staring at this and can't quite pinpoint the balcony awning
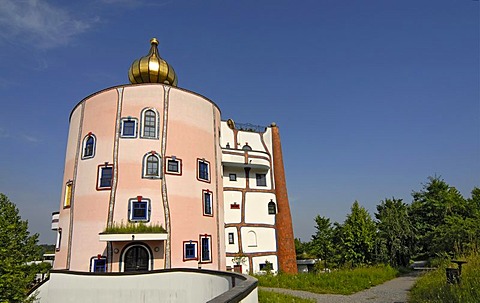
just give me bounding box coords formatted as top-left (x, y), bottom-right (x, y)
top-left (99, 233), bottom-right (167, 242)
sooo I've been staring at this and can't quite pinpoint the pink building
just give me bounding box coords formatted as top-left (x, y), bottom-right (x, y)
top-left (51, 38), bottom-right (296, 274)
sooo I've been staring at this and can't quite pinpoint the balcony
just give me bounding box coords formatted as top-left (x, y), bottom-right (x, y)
top-left (51, 212), bottom-right (59, 230)
top-left (222, 150), bottom-right (270, 171)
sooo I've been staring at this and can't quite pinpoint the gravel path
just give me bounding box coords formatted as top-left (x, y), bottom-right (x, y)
top-left (261, 272), bottom-right (420, 303)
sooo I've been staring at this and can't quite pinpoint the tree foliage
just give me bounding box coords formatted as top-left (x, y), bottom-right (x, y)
top-left (305, 177), bottom-right (479, 269)
top-left (0, 193), bottom-right (40, 303)
top-left (375, 198), bottom-right (414, 267)
top-left (341, 201), bottom-right (376, 266)
top-left (310, 215), bottom-right (334, 268)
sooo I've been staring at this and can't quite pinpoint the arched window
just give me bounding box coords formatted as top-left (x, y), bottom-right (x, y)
top-left (143, 152), bottom-right (161, 179)
top-left (82, 134), bottom-right (96, 159)
top-left (141, 109), bottom-right (158, 139)
top-left (247, 231), bottom-right (257, 247)
top-left (268, 200), bottom-right (276, 215)
top-left (242, 143), bottom-right (252, 151)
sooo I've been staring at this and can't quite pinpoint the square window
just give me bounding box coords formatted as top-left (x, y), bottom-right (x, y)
top-left (97, 165), bottom-right (113, 190)
top-left (129, 198), bottom-right (150, 222)
top-left (121, 118), bottom-right (137, 138)
top-left (91, 257), bottom-right (107, 272)
top-left (229, 173), bottom-right (237, 181)
top-left (203, 191), bottom-right (213, 216)
top-left (256, 173), bottom-right (267, 187)
top-left (198, 159), bottom-right (210, 182)
top-left (228, 232), bottom-right (234, 244)
top-left (166, 157), bottom-right (182, 175)
top-left (183, 241), bottom-right (198, 261)
top-left (200, 235), bottom-right (212, 263)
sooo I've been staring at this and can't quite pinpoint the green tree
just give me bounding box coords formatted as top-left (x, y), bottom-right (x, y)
top-left (409, 177), bottom-right (468, 258)
top-left (342, 201), bottom-right (376, 266)
top-left (310, 215), bottom-right (334, 268)
top-left (0, 193), bottom-right (40, 303)
top-left (375, 198), bottom-right (414, 267)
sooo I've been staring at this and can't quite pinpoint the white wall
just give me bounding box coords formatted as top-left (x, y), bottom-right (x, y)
top-left (224, 191), bottom-right (242, 223)
top-left (240, 227), bottom-right (276, 253)
top-left (244, 192), bottom-right (276, 225)
top-left (225, 227), bottom-right (239, 253)
top-left (252, 255), bottom-right (278, 274)
top-left (34, 271), bottom-right (235, 303)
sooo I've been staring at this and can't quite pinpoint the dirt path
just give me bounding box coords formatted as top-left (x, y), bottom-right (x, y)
top-left (261, 272), bottom-right (420, 303)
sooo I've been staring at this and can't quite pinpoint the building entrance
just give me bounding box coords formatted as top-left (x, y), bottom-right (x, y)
top-left (124, 245), bottom-right (149, 272)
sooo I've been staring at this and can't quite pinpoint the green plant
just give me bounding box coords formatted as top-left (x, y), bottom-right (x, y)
top-left (102, 221), bottom-right (166, 234)
top-left (256, 264), bottom-right (398, 295)
top-left (232, 254), bottom-right (247, 266)
top-left (258, 289), bottom-right (315, 303)
top-left (409, 252), bottom-right (480, 303)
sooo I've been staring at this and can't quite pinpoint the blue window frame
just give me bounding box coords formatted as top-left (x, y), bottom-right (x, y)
top-left (99, 166), bottom-right (113, 189)
top-left (200, 235), bottom-right (211, 262)
top-left (198, 160), bottom-right (209, 182)
top-left (184, 242), bottom-right (197, 260)
top-left (128, 198), bottom-right (150, 222)
top-left (93, 258), bottom-right (107, 272)
top-left (128, 197), bottom-right (151, 222)
top-left (121, 118), bottom-right (137, 138)
top-left (203, 191), bottom-right (212, 216)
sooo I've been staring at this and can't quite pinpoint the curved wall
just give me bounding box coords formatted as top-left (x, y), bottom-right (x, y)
top-left (55, 84), bottom-right (224, 271)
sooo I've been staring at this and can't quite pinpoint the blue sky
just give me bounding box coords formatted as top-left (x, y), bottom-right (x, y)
top-left (0, 0), bottom-right (478, 244)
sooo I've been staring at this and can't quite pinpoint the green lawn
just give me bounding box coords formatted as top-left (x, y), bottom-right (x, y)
top-left (258, 289), bottom-right (315, 303)
top-left (409, 253), bottom-right (480, 303)
top-left (256, 265), bottom-right (398, 295)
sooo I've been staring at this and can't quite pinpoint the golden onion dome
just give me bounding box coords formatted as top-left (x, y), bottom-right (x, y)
top-left (128, 38), bottom-right (178, 86)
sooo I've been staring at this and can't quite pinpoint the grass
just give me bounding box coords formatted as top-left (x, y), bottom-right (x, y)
top-left (409, 253), bottom-right (480, 303)
top-left (102, 222), bottom-right (166, 234)
top-left (258, 289), bottom-right (315, 303)
top-left (256, 264), bottom-right (398, 295)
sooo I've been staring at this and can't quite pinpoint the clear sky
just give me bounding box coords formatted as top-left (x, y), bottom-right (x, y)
top-left (0, 0), bottom-right (478, 244)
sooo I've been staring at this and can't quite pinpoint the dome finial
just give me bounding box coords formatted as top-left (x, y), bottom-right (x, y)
top-left (128, 38), bottom-right (178, 86)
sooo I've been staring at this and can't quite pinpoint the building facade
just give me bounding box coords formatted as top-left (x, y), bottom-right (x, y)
top-left (51, 38), bottom-right (296, 274)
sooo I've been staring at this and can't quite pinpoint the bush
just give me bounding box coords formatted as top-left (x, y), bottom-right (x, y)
top-left (409, 253), bottom-right (480, 303)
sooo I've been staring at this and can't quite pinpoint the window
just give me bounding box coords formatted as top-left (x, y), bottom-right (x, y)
top-left (247, 231), bottom-right (257, 247)
top-left (229, 173), bottom-right (237, 181)
top-left (82, 134), bottom-right (96, 159)
top-left (228, 232), bottom-right (235, 244)
top-left (183, 241), bottom-right (198, 261)
top-left (242, 143), bottom-right (252, 151)
top-left (128, 198), bottom-right (150, 222)
top-left (55, 228), bottom-right (62, 251)
top-left (91, 256), bottom-right (107, 272)
top-left (121, 118), bottom-right (137, 138)
top-left (203, 190), bottom-right (213, 216)
top-left (64, 181), bottom-right (72, 208)
top-left (259, 262), bottom-right (273, 271)
top-left (97, 165), bottom-right (113, 190)
top-left (268, 200), bottom-right (276, 215)
top-left (197, 159), bottom-right (210, 182)
top-left (143, 152), bottom-right (161, 178)
top-left (166, 157), bottom-right (182, 175)
top-left (141, 109), bottom-right (158, 139)
top-left (256, 174), bottom-right (267, 186)
top-left (200, 235), bottom-right (212, 263)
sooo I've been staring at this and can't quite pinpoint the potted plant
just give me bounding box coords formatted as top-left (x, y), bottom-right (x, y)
top-left (232, 254), bottom-right (247, 273)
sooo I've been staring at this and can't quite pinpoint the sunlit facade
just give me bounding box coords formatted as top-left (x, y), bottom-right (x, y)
top-left (51, 39), bottom-right (296, 274)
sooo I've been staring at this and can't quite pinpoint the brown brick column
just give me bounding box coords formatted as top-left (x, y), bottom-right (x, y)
top-left (271, 124), bottom-right (297, 274)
